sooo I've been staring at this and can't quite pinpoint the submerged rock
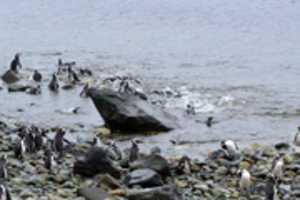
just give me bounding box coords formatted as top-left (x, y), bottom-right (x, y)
top-left (124, 168), bottom-right (163, 188)
top-left (87, 87), bottom-right (176, 133)
top-left (8, 84), bottom-right (32, 92)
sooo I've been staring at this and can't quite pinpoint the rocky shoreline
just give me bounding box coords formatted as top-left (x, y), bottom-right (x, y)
top-left (0, 120), bottom-right (298, 200)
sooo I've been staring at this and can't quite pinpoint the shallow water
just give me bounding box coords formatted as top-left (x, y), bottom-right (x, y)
top-left (0, 0), bottom-right (300, 158)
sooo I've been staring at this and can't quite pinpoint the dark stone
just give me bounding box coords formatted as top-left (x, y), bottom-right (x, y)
top-left (2, 70), bottom-right (19, 84)
top-left (274, 142), bottom-right (290, 151)
top-left (130, 154), bottom-right (170, 176)
top-left (78, 187), bottom-right (111, 200)
top-left (7, 84), bottom-right (31, 92)
top-left (127, 185), bottom-right (182, 200)
top-left (87, 87), bottom-right (176, 133)
top-left (124, 168), bottom-right (163, 188)
top-left (73, 146), bottom-right (121, 178)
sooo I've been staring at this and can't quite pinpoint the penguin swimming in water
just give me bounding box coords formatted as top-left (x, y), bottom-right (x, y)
top-left (0, 155), bottom-right (8, 179)
top-left (271, 153), bottom-right (284, 182)
top-left (206, 116), bottom-right (214, 127)
top-left (33, 70), bottom-right (42, 82)
top-left (0, 184), bottom-right (11, 200)
top-left (129, 140), bottom-right (139, 162)
top-left (48, 73), bottom-right (59, 92)
top-left (10, 53), bottom-right (22, 73)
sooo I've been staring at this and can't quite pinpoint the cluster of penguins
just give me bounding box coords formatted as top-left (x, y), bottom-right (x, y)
top-left (5, 53), bottom-right (93, 96)
top-left (212, 127), bottom-right (300, 199)
top-left (0, 125), bottom-right (69, 199)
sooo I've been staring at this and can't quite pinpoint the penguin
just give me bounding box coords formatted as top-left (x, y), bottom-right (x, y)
top-left (26, 85), bottom-right (41, 95)
top-left (33, 70), bottom-right (42, 82)
top-left (0, 155), bottom-right (8, 179)
top-left (34, 131), bottom-right (44, 151)
top-left (67, 66), bottom-right (80, 83)
top-left (0, 185), bottom-right (11, 200)
top-left (79, 68), bottom-right (93, 76)
top-left (53, 128), bottom-right (65, 157)
top-left (239, 169), bottom-right (252, 194)
top-left (79, 84), bottom-right (90, 98)
top-left (206, 116), bottom-right (214, 127)
top-left (10, 53), bottom-right (22, 73)
top-left (108, 141), bottom-right (122, 161)
top-left (24, 132), bottom-right (35, 153)
top-left (14, 135), bottom-right (26, 159)
top-left (129, 140), bottom-right (139, 162)
top-left (265, 175), bottom-right (279, 200)
top-left (271, 154), bottom-right (284, 181)
top-left (186, 104), bottom-right (196, 115)
top-left (220, 139), bottom-right (240, 161)
top-left (293, 127), bottom-right (300, 151)
top-left (44, 148), bottom-right (56, 172)
top-left (48, 73), bottom-right (59, 92)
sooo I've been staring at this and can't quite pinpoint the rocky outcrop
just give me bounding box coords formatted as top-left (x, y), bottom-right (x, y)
top-left (87, 88), bottom-right (176, 133)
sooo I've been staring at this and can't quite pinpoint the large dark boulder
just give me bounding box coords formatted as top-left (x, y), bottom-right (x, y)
top-left (73, 147), bottom-right (121, 178)
top-left (1, 70), bottom-right (19, 84)
top-left (87, 88), bottom-right (176, 133)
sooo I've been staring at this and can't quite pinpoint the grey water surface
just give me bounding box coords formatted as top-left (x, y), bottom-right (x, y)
top-left (0, 0), bottom-right (300, 158)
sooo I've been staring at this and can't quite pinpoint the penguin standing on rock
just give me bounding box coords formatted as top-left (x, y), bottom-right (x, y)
top-left (129, 140), bottom-right (139, 162)
top-left (44, 148), bottom-right (56, 172)
top-left (10, 53), bottom-right (22, 73)
top-left (48, 74), bottom-right (59, 92)
top-left (0, 155), bottom-right (8, 179)
top-left (220, 140), bottom-right (240, 161)
top-left (33, 70), bottom-right (42, 82)
top-left (0, 185), bottom-right (11, 200)
top-left (53, 129), bottom-right (65, 158)
top-left (14, 134), bottom-right (26, 160)
top-left (239, 169), bottom-right (252, 195)
top-left (265, 175), bottom-right (279, 200)
top-left (293, 127), bottom-right (300, 153)
top-left (271, 154), bottom-right (284, 182)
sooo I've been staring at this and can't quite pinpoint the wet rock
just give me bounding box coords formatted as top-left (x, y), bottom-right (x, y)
top-left (127, 185), bottom-right (182, 200)
top-left (8, 84), bottom-right (31, 92)
top-left (124, 168), bottom-right (163, 188)
top-left (73, 146), bottom-right (121, 178)
top-left (87, 87), bottom-right (176, 133)
top-left (130, 154), bottom-right (170, 176)
top-left (78, 187), bottom-right (111, 200)
top-left (1, 69), bottom-right (19, 84)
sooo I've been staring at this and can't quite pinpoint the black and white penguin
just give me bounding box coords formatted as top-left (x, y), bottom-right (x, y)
top-left (44, 148), bottom-right (56, 172)
top-left (79, 83), bottom-right (90, 98)
top-left (293, 127), bottom-right (300, 152)
top-left (48, 73), bottom-right (59, 92)
top-left (220, 139), bottom-right (240, 161)
top-left (10, 53), bottom-right (22, 73)
top-left (265, 175), bottom-right (279, 200)
top-left (33, 70), bottom-right (42, 82)
top-left (186, 104), bottom-right (196, 115)
top-left (53, 128), bottom-right (65, 157)
top-left (108, 141), bottom-right (122, 161)
top-left (271, 154), bottom-right (284, 181)
top-left (129, 140), bottom-right (139, 162)
top-left (79, 68), bottom-right (93, 76)
top-left (14, 135), bottom-right (26, 159)
top-left (0, 155), bottom-right (8, 179)
top-left (34, 131), bottom-right (44, 152)
top-left (26, 85), bottom-right (41, 95)
top-left (206, 116), bottom-right (214, 127)
top-left (239, 169), bottom-right (252, 194)
top-left (67, 66), bottom-right (80, 83)
top-left (0, 185), bottom-right (11, 200)
top-left (24, 132), bottom-right (35, 153)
